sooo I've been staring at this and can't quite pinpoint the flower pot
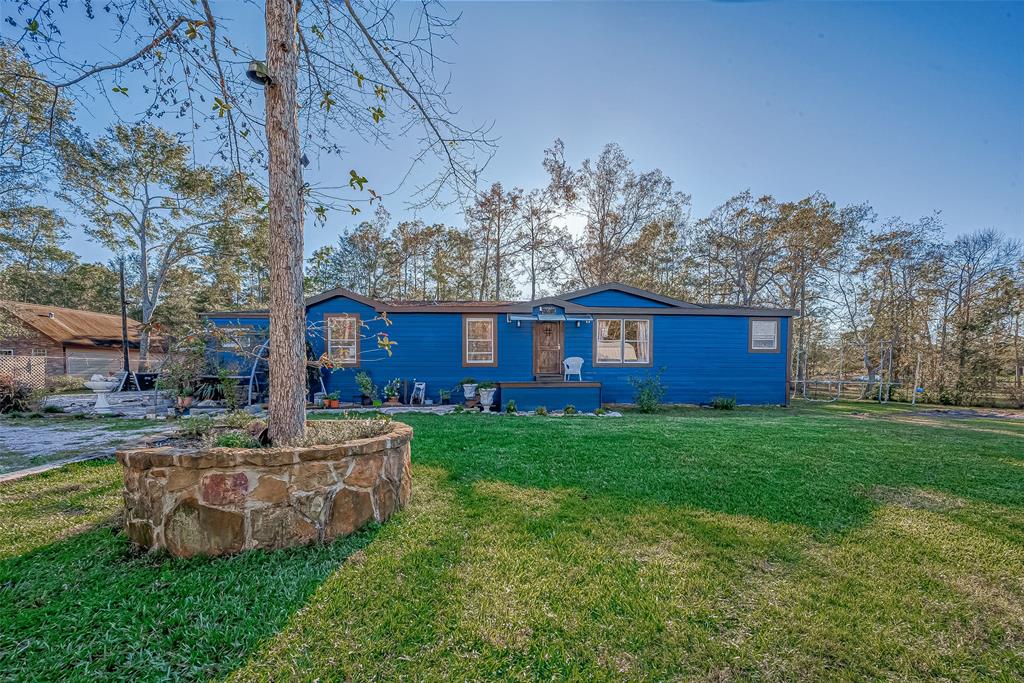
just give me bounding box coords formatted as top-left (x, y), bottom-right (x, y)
top-left (326, 399), bottom-right (340, 409)
top-left (478, 388), bottom-right (496, 410)
top-left (386, 397), bottom-right (399, 405)
top-left (462, 383), bottom-right (478, 400)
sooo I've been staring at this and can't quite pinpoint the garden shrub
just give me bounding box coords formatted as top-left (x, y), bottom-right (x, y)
top-left (0, 375), bottom-right (36, 414)
top-left (355, 371), bottom-right (377, 401)
top-left (563, 404), bottom-right (578, 415)
top-left (179, 415), bottom-right (215, 439)
top-left (47, 374), bottom-right (86, 393)
top-left (711, 396), bottom-right (736, 410)
top-left (43, 404), bottom-right (65, 414)
top-left (534, 406), bottom-right (548, 416)
top-left (218, 411), bottom-right (257, 429)
top-left (218, 369), bottom-right (241, 411)
top-left (213, 432), bottom-right (261, 449)
top-left (629, 370), bottom-right (666, 413)
top-left (595, 407), bottom-right (608, 416)
top-left (505, 400), bottom-right (517, 414)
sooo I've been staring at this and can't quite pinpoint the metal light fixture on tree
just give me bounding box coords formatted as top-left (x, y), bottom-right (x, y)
top-left (246, 60), bottom-right (272, 86)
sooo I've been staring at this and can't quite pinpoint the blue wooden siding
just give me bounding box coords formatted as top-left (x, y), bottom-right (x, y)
top-left (208, 296), bottom-right (790, 406)
top-left (307, 297), bottom-right (537, 402)
top-left (499, 385), bottom-right (601, 413)
top-left (563, 315), bottom-right (788, 405)
top-left (567, 290), bottom-right (672, 308)
top-left (205, 315), bottom-right (270, 371)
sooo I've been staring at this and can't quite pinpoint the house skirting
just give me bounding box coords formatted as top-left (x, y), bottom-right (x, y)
top-left (498, 381), bottom-right (601, 413)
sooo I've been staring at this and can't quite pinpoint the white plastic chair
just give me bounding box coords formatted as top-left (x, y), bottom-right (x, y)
top-left (563, 356), bottom-right (583, 381)
top-left (410, 381), bottom-right (426, 405)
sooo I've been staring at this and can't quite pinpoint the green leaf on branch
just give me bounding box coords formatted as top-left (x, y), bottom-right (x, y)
top-left (185, 21), bottom-right (206, 40)
top-left (320, 91), bottom-right (336, 112)
top-left (374, 85), bottom-right (388, 102)
top-left (348, 205), bottom-right (361, 215)
top-left (348, 170), bottom-right (368, 191)
top-left (370, 106), bottom-right (385, 124)
top-left (313, 205), bottom-right (328, 223)
top-left (112, 86), bottom-right (129, 97)
top-left (212, 97), bottom-right (230, 117)
top-left (27, 19), bottom-right (39, 33)
top-left (311, 24), bottom-right (325, 40)
top-left (352, 67), bottom-right (365, 88)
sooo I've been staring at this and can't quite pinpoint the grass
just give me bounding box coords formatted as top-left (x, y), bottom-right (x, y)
top-left (1, 402), bottom-right (1022, 680)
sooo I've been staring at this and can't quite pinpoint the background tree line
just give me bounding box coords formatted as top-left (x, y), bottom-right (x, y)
top-left (303, 138), bottom-right (1024, 407)
top-left (3, 46), bottom-right (1021, 405)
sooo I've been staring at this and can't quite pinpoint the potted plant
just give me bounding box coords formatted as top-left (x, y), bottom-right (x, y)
top-left (355, 371), bottom-right (377, 406)
top-left (176, 386), bottom-right (195, 412)
top-left (461, 377), bottom-right (478, 401)
top-left (384, 378), bottom-right (401, 405)
top-left (439, 389), bottom-right (451, 406)
top-left (477, 382), bottom-right (497, 411)
top-left (326, 391), bottom-right (340, 409)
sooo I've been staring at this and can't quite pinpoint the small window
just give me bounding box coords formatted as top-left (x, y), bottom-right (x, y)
top-left (0, 349), bottom-right (13, 356)
top-left (595, 318), bottom-right (651, 365)
top-left (749, 318), bottom-right (780, 352)
top-left (463, 315), bottom-right (496, 366)
top-left (326, 314), bottom-right (359, 366)
top-left (31, 348), bottom-right (47, 357)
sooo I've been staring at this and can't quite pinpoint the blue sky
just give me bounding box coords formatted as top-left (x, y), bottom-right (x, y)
top-left (9, 1), bottom-right (1023, 261)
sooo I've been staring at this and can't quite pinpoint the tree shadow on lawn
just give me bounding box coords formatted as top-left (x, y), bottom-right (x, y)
top-left (230, 465), bottom-right (1024, 681)
top-left (397, 409), bottom-right (1024, 537)
top-left (0, 494), bottom-right (378, 682)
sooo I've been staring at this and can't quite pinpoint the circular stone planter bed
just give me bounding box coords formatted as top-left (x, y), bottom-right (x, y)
top-left (116, 420), bottom-right (412, 557)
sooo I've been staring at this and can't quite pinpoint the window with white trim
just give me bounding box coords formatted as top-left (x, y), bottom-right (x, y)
top-left (596, 318), bottom-right (651, 365)
top-left (31, 348), bottom-right (47, 357)
top-left (464, 316), bottom-right (496, 365)
top-left (326, 315), bottom-right (359, 365)
top-left (0, 349), bottom-right (13, 356)
top-left (750, 318), bottom-right (779, 352)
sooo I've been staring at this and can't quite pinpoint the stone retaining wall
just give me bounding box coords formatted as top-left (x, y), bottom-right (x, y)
top-left (116, 421), bottom-right (412, 557)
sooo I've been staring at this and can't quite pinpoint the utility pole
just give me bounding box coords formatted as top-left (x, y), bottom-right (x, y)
top-left (119, 257), bottom-right (131, 386)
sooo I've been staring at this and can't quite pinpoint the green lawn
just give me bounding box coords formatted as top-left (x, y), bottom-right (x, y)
top-left (1, 403), bottom-right (1022, 680)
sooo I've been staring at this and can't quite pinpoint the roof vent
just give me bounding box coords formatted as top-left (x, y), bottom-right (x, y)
top-left (48, 312), bottom-right (55, 319)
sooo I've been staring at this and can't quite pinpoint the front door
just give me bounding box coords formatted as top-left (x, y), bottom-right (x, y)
top-left (533, 321), bottom-right (564, 378)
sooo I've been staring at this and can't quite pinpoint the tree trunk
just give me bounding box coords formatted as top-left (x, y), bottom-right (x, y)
top-left (265, 0), bottom-right (307, 444)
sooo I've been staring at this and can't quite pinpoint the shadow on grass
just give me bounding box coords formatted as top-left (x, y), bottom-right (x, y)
top-left (0, 514), bottom-right (378, 681)
top-left (395, 407), bottom-right (1024, 535)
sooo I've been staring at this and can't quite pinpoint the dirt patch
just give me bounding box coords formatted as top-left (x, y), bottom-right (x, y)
top-left (866, 486), bottom-right (965, 512)
top-left (913, 408), bottom-right (1024, 420)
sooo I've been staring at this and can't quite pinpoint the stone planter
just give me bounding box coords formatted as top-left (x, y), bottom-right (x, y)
top-left (116, 421), bottom-right (412, 557)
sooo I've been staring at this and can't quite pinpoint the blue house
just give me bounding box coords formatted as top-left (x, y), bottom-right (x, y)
top-left (203, 283), bottom-right (795, 412)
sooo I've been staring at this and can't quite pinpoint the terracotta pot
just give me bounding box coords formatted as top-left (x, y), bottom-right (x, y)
top-left (386, 397), bottom-right (399, 405)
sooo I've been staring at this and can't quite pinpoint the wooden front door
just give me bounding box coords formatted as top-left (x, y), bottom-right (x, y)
top-left (533, 321), bottom-right (564, 377)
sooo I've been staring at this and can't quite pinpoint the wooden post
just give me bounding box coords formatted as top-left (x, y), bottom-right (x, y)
top-left (119, 257), bottom-right (131, 379)
top-left (911, 352), bottom-right (922, 406)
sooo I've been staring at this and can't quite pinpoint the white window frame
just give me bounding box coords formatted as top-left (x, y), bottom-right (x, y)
top-left (749, 318), bottom-right (780, 353)
top-left (0, 349), bottom-right (13, 356)
top-left (463, 315), bottom-right (497, 366)
top-left (594, 317), bottom-right (652, 366)
top-left (326, 314), bottom-right (360, 366)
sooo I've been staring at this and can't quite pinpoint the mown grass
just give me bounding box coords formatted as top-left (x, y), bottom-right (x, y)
top-left (1, 402), bottom-right (1022, 681)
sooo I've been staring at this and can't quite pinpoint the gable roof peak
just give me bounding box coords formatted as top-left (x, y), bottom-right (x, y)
top-left (555, 282), bottom-right (702, 309)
